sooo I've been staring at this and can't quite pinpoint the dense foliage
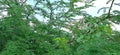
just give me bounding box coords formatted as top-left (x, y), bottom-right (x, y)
top-left (0, 0), bottom-right (120, 55)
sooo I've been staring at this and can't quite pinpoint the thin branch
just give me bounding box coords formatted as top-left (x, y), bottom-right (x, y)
top-left (107, 0), bottom-right (115, 18)
top-left (21, 0), bottom-right (27, 6)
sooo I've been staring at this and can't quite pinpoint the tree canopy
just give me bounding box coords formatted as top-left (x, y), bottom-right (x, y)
top-left (0, 0), bottom-right (120, 55)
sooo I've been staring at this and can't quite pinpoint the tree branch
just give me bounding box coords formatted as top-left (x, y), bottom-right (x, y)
top-left (107, 0), bottom-right (115, 18)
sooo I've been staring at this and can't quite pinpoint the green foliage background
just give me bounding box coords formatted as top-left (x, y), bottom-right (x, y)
top-left (0, 0), bottom-right (120, 55)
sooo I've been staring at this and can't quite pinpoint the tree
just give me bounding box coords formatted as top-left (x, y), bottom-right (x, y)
top-left (0, 0), bottom-right (120, 55)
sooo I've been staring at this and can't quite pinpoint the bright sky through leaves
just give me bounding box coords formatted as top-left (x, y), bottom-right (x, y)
top-left (26, 0), bottom-right (120, 31)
